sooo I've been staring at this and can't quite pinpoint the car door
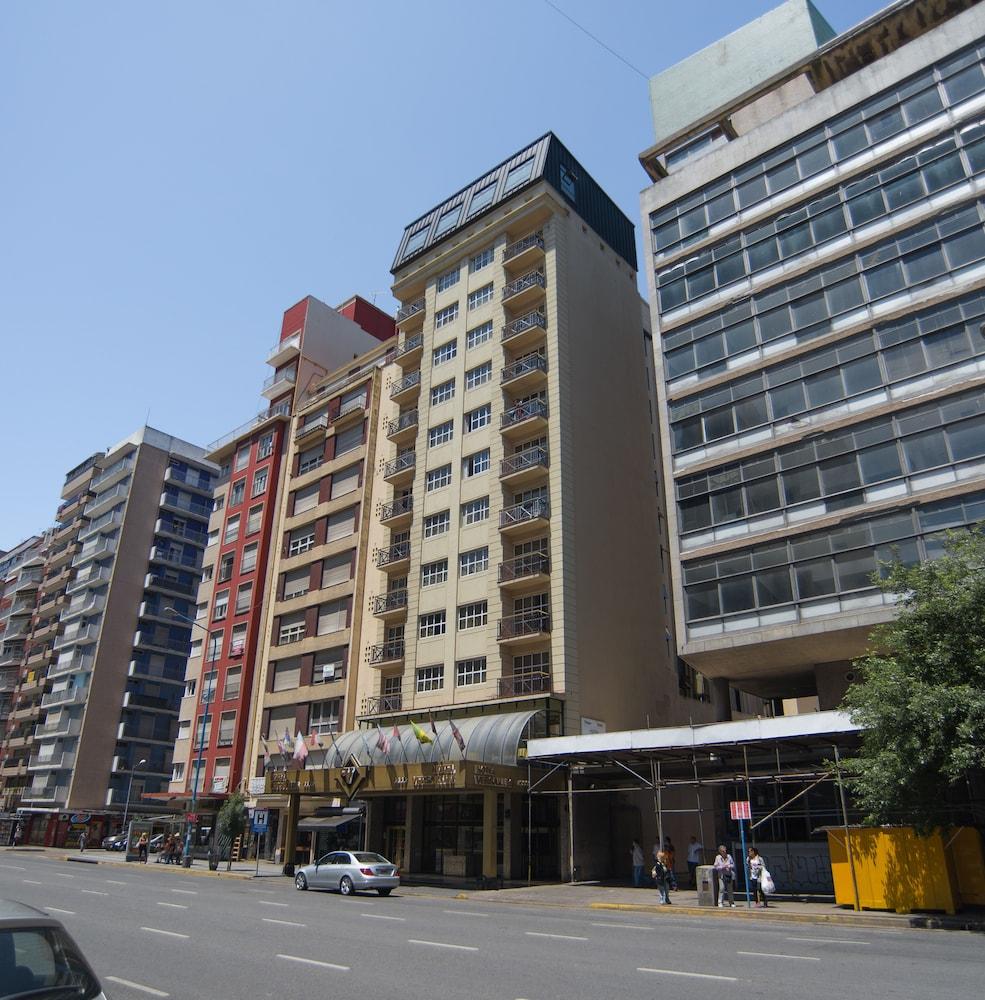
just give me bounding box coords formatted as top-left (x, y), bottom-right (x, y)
top-left (310, 855), bottom-right (332, 889)
top-left (325, 852), bottom-right (346, 889)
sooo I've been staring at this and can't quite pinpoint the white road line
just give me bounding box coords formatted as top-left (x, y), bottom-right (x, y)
top-left (737, 951), bottom-right (820, 962)
top-left (170, 889), bottom-right (196, 895)
top-left (105, 976), bottom-right (170, 997)
top-left (786, 937), bottom-right (871, 946)
top-left (258, 900), bottom-right (290, 907)
top-left (263, 918), bottom-right (307, 928)
top-left (106, 880), bottom-right (127, 886)
top-left (156, 901), bottom-right (188, 909)
top-left (140, 927), bottom-right (189, 940)
top-left (639, 968), bottom-right (738, 982)
top-left (54, 873), bottom-right (75, 878)
top-left (23, 880), bottom-right (43, 885)
top-left (361, 913), bottom-right (405, 922)
top-left (444, 910), bottom-right (489, 917)
top-left (81, 889), bottom-right (108, 896)
top-left (0, 864), bottom-right (26, 870)
top-left (525, 931), bottom-right (589, 941)
top-left (408, 939), bottom-right (479, 952)
top-left (45, 907), bottom-right (76, 916)
top-left (591, 922), bottom-right (652, 931)
top-left (276, 954), bottom-right (349, 971)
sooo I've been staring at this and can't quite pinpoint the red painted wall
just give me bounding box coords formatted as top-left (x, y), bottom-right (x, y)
top-left (338, 295), bottom-right (396, 343)
top-left (280, 299), bottom-right (309, 342)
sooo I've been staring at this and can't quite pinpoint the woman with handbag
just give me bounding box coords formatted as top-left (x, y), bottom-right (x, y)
top-left (747, 846), bottom-right (769, 907)
top-left (713, 845), bottom-right (735, 907)
top-left (651, 850), bottom-right (672, 905)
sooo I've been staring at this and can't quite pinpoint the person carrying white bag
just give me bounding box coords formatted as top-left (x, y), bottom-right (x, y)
top-left (747, 846), bottom-right (772, 907)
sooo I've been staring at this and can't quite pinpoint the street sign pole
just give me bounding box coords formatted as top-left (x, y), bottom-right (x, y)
top-left (730, 800), bottom-right (753, 908)
top-left (739, 817), bottom-right (750, 908)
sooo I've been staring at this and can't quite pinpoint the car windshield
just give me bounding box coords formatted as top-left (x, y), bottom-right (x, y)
top-left (353, 853), bottom-right (389, 865)
top-left (0, 925), bottom-right (101, 1000)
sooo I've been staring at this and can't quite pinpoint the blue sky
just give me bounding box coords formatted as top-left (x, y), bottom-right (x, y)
top-left (0, 0), bottom-right (883, 550)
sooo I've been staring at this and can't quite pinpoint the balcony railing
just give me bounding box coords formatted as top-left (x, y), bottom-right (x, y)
top-left (498, 672), bottom-right (551, 697)
top-left (502, 269), bottom-right (546, 300)
top-left (362, 693), bottom-right (402, 715)
top-left (395, 333), bottom-right (424, 360)
top-left (502, 353), bottom-right (548, 385)
top-left (366, 640), bottom-right (405, 666)
top-left (334, 397), bottom-right (366, 423)
top-left (295, 414), bottom-right (329, 441)
top-left (385, 409), bottom-right (419, 438)
top-left (497, 610), bottom-right (551, 641)
top-left (500, 446), bottom-right (549, 479)
top-left (90, 455), bottom-right (134, 490)
top-left (159, 492), bottom-right (211, 518)
top-left (206, 400), bottom-right (291, 455)
top-left (498, 552), bottom-right (550, 583)
top-left (262, 368), bottom-right (297, 392)
top-left (53, 624), bottom-right (99, 650)
top-left (382, 452), bottom-right (416, 479)
top-left (503, 310), bottom-right (547, 343)
top-left (499, 497), bottom-right (550, 529)
top-left (83, 483), bottom-right (129, 517)
top-left (390, 370), bottom-right (421, 399)
top-left (165, 464), bottom-right (212, 492)
top-left (503, 231), bottom-right (544, 262)
top-left (371, 590), bottom-right (408, 616)
top-left (502, 398), bottom-right (548, 430)
top-left (379, 494), bottom-right (413, 522)
top-left (376, 542), bottom-right (410, 569)
top-left (396, 299), bottom-right (425, 323)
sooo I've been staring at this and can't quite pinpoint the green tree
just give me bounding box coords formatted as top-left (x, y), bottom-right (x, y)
top-left (841, 528), bottom-right (985, 833)
top-left (216, 791), bottom-right (248, 871)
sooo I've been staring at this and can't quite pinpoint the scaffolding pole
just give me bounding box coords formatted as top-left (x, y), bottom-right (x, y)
top-left (833, 744), bottom-right (861, 912)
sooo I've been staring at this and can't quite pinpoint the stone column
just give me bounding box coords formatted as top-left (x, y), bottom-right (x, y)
top-left (282, 792), bottom-right (299, 876)
top-left (481, 789), bottom-right (498, 881)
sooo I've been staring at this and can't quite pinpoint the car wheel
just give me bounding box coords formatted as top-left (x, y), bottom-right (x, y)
top-left (295, 872), bottom-right (308, 891)
top-left (339, 876), bottom-right (354, 896)
top-left (377, 888), bottom-right (392, 897)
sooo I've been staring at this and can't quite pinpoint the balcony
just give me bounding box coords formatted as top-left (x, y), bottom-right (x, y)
top-left (154, 518), bottom-right (207, 548)
top-left (294, 414), bottom-right (329, 446)
top-left (376, 542), bottom-right (410, 573)
top-left (386, 408), bottom-right (418, 445)
top-left (164, 464), bottom-right (213, 494)
top-left (502, 310), bottom-right (547, 352)
top-left (361, 693), bottom-right (402, 716)
top-left (366, 639), bottom-right (405, 668)
top-left (503, 230), bottom-right (545, 271)
top-left (57, 491), bottom-right (90, 522)
top-left (498, 552), bottom-right (550, 590)
top-left (501, 353), bottom-right (548, 393)
top-left (40, 564), bottom-right (72, 595)
top-left (8, 596), bottom-right (36, 617)
top-left (67, 564), bottom-right (112, 595)
top-left (382, 451), bottom-right (416, 486)
top-left (150, 545), bottom-right (200, 571)
top-left (28, 751), bottom-right (75, 772)
top-left (26, 636), bottom-right (55, 661)
top-left (83, 482), bottom-right (130, 520)
top-left (379, 493), bottom-right (413, 529)
top-left (502, 269), bottom-right (546, 309)
top-left (75, 537), bottom-right (116, 567)
top-left (134, 630), bottom-right (190, 657)
top-left (41, 686), bottom-right (87, 709)
top-left (159, 491), bottom-right (211, 519)
top-left (20, 784), bottom-right (69, 804)
top-left (267, 330), bottom-right (301, 367)
top-left (46, 540), bottom-right (79, 572)
top-left (14, 569), bottom-right (43, 593)
top-left (0, 760), bottom-right (27, 779)
top-left (53, 623), bottom-right (99, 651)
top-left (35, 716), bottom-right (82, 739)
top-left (206, 400), bottom-right (291, 456)
top-left (394, 332), bottom-right (424, 368)
top-left (262, 367), bottom-right (297, 400)
top-left (498, 672), bottom-right (551, 697)
top-left (370, 590), bottom-right (408, 620)
top-left (396, 298), bottom-right (425, 329)
top-left (61, 593), bottom-right (105, 623)
top-left (390, 370), bottom-right (421, 404)
top-left (80, 508), bottom-right (123, 542)
top-left (500, 446), bottom-right (549, 487)
top-left (3, 619), bottom-right (29, 639)
top-left (11, 701), bottom-right (42, 722)
top-left (90, 455), bottom-right (135, 492)
top-left (0, 646), bottom-right (25, 668)
top-left (51, 517), bottom-right (79, 547)
top-left (499, 498), bottom-right (550, 536)
top-left (47, 653), bottom-right (93, 680)
top-left (497, 610), bottom-right (551, 645)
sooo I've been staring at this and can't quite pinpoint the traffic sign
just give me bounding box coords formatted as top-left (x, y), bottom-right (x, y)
top-left (730, 800), bottom-right (752, 821)
top-left (186, 812), bottom-right (199, 823)
top-left (251, 808), bottom-right (269, 833)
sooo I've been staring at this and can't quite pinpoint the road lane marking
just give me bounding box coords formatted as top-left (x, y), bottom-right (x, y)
top-left (361, 913), bottom-right (405, 921)
top-left (106, 880), bottom-right (127, 886)
top-left (81, 889), bottom-right (108, 896)
top-left (263, 917), bottom-right (307, 928)
top-left (277, 954), bottom-right (349, 971)
top-left (525, 931), bottom-right (588, 941)
top-left (23, 880), bottom-right (43, 885)
top-left (408, 939), bottom-right (478, 951)
top-left (156, 902), bottom-right (188, 909)
top-left (639, 968), bottom-right (738, 982)
top-left (258, 900), bottom-right (290, 907)
top-left (786, 937), bottom-right (871, 946)
top-left (0, 864), bottom-right (26, 870)
top-left (55, 873), bottom-right (75, 878)
top-left (170, 889), bottom-right (196, 895)
top-left (45, 907), bottom-right (76, 916)
top-left (444, 910), bottom-right (489, 917)
top-left (591, 922), bottom-right (652, 930)
top-left (737, 951), bottom-right (820, 962)
top-left (140, 927), bottom-right (189, 939)
top-left (105, 976), bottom-right (170, 997)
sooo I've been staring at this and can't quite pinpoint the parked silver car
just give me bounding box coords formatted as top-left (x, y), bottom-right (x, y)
top-left (294, 851), bottom-right (399, 896)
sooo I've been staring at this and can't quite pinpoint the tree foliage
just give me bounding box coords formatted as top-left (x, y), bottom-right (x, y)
top-left (216, 791), bottom-right (248, 869)
top-left (841, 528), bottom-right (985, 833)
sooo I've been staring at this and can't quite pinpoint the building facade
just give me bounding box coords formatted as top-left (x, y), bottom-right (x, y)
top-left (640, 0), bottom-right (985, 708)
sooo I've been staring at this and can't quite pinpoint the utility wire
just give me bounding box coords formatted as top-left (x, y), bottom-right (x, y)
top-left (542, 0), bottom-right (649, 81)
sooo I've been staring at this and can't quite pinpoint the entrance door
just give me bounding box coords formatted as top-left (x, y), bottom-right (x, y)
top-left (385, 827), bottom-right (406, 870)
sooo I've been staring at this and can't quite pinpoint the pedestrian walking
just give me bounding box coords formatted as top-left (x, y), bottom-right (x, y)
top-left (78, 829), bottom-right (87, 853)
top-left (631, 839), bottom-right (645, 887)
top-left (748, 847), bottom-right (769, 907)
top-left (663, 837), bottom-right (677, 890)
top-left (713, 844), bottom-right (736, 907)
top-left (137, 832), bottom-right (149, 864)
top-left (687, 835), bottom-right (704, 888)
top-left (12, 822), bottom-right (22, 848)
top-left (651, 851), bottom-right (672, 904)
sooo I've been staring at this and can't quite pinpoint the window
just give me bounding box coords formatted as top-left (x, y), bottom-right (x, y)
top-left (465, 404), bottom-right (491, 432)
top-left (432, 339), bottom-right (457, 366)
top-left (202, 565), bottom-right (213, 582)
top-left (229, 624), bottom-right (247, 659)
top-left (335, 422), bottom-right (364, 457)
top-left (459, 547), bottom-right (488, 576)
top-left (213, 591), bottom-right (229, 621)
top-left (431, 379), bottom-right (455, 406)
top-left (423, 510), bottom-right (450, 538)
top-left (436, 267), bottom-right (460, 293)
top-left (468, 283), bottom-right (494, 310)
top-left (314, 646), bottom-right (346, 684)
top-left (426, 465), bottom-right (452, 492)
top-left (341, 385), bottom-right (367, 414)
top-left (195, 602), bottom-right (208, 622)
top-left (468, 182), bottom-right (496, 217)
top-left (213, 495), bottom-right (224, 513)
top-left (462, 449), bottom-right (490, 478)
top-left (310, 699), bottom-right (341, 735)
top-left (416, 664), bottom-right (444, 692)
top-left (327, 507), bottom-right (356, 541)
top-left (223, 515), bottom-right (240, 544)
top-left (257, 433), bottom-right (274, 459)
top-left (247, 504), bottom-right (263, 534)
top-left (461, 496), bottom-right (489, 525)
top-left (317, 598), bottom-right (348, 636)
top-left (331, 464), bottom-right (360, 499)
top-left (469, 247), bottom-right (494, 273)
top-left (278, 611), bottom-right (306, 645)
top-left (234, 583), bottom-right (252, 615)
top-left (435, 303), bottom-right (459, 328)
top-left (283, 566), bottom-right (310, 601)
top-left (272, 657), bottom-right (301, 692)
top-left (504, 158), bottom-right (535, 192)
top-left (418, 611), bottom-right (446, 638)
top-left (465, 361), bottom-right (492, 390)
top-left (218, 552), bottom-right (234, 582)
top-left (421, 559), bottom-right (448, 587)
top-left (457, 657), bottom-right (487, 686)
top-left (172, 762), bottom-right (185, 782)
top-left (207, 528), bottom-right (220, 548)
top-left (514, 649), bottom-right (550, 677)
top-left (293, 482), bottom-right (319, 516)
top-left (230, 480), bottom-right (245, 506)
top-left (288, 524), bottom-right (316, 556)
top-left (434, 204), bottom-right (461, 238)
top-left (428, 421), bottom-right (454, 448)
top-left (241, 542), bottom-right (258, 573)
top-left (458, 600), bottom-right (488, 630)
top-left (322, 551), bottom-right (352, 588)
top-left (299, 444), bottom-right (323, 475)
top-left (207, 630), bottom-right (223, 662)
top-left (252, 469), bottom-right (268, 497)
top-left (235, 446), bottom-right (250, 472)
top-left (466, 321), bottom-right (493, 349)
top-left (217, 712), bottom-right (236, 747)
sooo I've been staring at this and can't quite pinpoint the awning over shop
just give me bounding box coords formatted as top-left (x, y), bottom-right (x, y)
top-left (297, 815), bottom-right (357, 832)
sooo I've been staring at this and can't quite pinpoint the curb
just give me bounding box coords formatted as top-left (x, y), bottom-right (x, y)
top-left (55, 854), bottom-right (258, 880)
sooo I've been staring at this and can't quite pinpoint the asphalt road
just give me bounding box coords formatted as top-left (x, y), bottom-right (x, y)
top-left (1, 852), bottom-right (981, 1000)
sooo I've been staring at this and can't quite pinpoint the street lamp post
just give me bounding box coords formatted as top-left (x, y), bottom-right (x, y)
top-left (121, 758), bottom-right (147, 843)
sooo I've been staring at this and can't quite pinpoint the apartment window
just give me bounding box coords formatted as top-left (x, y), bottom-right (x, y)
top-left (184, 676), bottom-right (198, 698)
top-left (213, 592), bottom-right (229, 622)
top-left (272, 657), bottom-right (301, 692)
top-left (468, 283), bottom-right (494, 310)
top-left (207, 529), bottom-right (220, 548)
top-left (465, 361), bottom-right (492, 390)
top-left (426, 465), bottom-right (452, 492)
top-left (217, 712), bottom-right (236, 747)
top-left (428, 421), bottom-right (454, 448)
top-left (418, 611), bottom-right (446, 638)
top-left (252, 469), bottom-right (268, 497)
top-left (299, 444), bottom-right (323, 475)
top-left (278, 611), bottom-right (306, 645)
top-left (465, 404), bottom-right (491, 432)
top-left (456, 657), bottom-right (487, 686)
top-left (223, 515), bottom-right (240, 544)
top-left (383, 674), bottom-right (402, 698)
top-left (459, 547), bottom-right (488, 576)
top-left (327, 507), bottom-right (356, 541)
top-left (341, 384), bottom-right (367, 412)
top-left (423, 510), bottom-right (450, 538)
top-left (317, 598), bottom-right (348, 636)
top-left (240, 542), bottom-right (258, 574)
top-left (467, 182), bottom-right (496, 217)
top-left (416, 664), bottom-right (444, 693)
top-left (213, 496), bottom-right (224, 513)
top-left (314, 646), bottom-right (346, 684)
top-left (247, 504), bottom-right (263, 534)
top-left (469, 247), bottom-right (494, 273)
top-left (331, 463), bottom-right (360, 499)
top-left (222, 665), bottom-right (242, 701)
top-left (504, 157), bottom-right (535, 192)
top-left (432, 339), bottom-right (457, 367)
top-left (421, 559), bottom-right (448, 587)
top-left (234, 583), bottom-right (252, 615)
top-left (322, 550), bottom-right (352, 588)
top-left (458, 600), bottom-right (488, 630)
top-left (435, 303), bottom-right (459, 328)
top-left (218, 553), bottom-right (234, 582)
top-left (335, 422), bottom-right (364, 457)
top-left (172, 762), bottom-right (185, 782)
top-left (514, 649), bottom-right (550, 676)
top-left (190, 639), bottom-right (203, 661)
top-left (431, 379), bottom-right (455, 406)
top-left (462, 449), bottom-right (490, 478)
top-left (235, 446), bottom-right (250, 472)
top-left (311, 699), bottom-right (341, 735)
top-left (195, 602), bottom-right (208, 622)
top-left (230, 480), bottom-right (245, 507)
top-left (257, 433), bottom-right (274, 459)
top-left (461, 496), bottom-right (489, 526)
top-left (229, 623), bottom-right (247, 659)
top-left (288, 525), bottom-right (316, 557)
top-left (283, 566), bottom-right (310, 601)
top-left (206, 630), bottom-right (223, 662)
top-left (436, 267), bottom-right (460, 293)
top-left (466, 320), bottom-right (493, 350)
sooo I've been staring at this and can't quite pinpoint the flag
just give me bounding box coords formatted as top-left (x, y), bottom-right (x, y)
top-left (293, 731), bottom-right (309, 765)
top-left (312, 731), bottom-right (325, 749)
top-left (260, 737), bottom-right (271, 761)
top-left (429, 711), bottom-right (438, 737)
top-left (375, 725), bottom-right (390, 756)
top-left (410, 719), bottom-right (433, 745)
top-left (449, 719), bottom-right (466, 754)
top-left (281, 728), bottom-right (292, 754)
top-left (326, 726), bottom-right (342, 764)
